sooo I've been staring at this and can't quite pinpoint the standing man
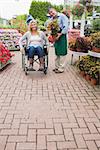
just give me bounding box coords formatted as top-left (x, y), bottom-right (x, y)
top-left (48, 7), bottom-right (69, 73)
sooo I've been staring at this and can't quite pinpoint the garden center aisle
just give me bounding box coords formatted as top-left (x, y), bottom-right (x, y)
top-left (0, 47), bottom-right (100, 150)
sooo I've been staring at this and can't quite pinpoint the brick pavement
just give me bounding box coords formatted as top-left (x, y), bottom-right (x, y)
top-left (0, 48), bottom-right (100, 150)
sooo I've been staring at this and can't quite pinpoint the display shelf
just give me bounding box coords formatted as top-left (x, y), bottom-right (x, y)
top-left (0, 60), bottom-right (11, 70)
top-left (88, 51), bottom-right (100, 58)
top-left (0, 29), bottom-right (22, 51)
top-left (69, 50), bottom-right (88, 65)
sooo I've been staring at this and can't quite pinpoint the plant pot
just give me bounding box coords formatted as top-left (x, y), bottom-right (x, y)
top-left (76, 48), bottom-right (81, 52)
top-left (90, 78), bottom-right (97, 85)
top-left (85, 74), bottom-right (91, 81)
top-left (92, 47), bottom-right (100, 53)
top-left (80, 71), bottom-right (85, 77)
top-left (70, 48), bottom-right (76, 51)
top-left (48, 35), bottom-right (56, 43)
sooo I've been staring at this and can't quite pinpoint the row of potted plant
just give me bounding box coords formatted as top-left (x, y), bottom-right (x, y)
top-left (69, 32), bottom-right (100, 53)
top-left (0, 29), bottom-right (22, 51)
top-left (0, 42), bottom-right (13, 69)
top-left (77, 56), bottom-right (100, 85)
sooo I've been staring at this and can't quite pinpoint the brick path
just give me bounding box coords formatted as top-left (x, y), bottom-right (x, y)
top-left (0, 48), bottom-right (100, 150)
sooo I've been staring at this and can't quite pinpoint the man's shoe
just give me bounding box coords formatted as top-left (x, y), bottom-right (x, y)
top-left (52, 68), bottom-right (58, 72)
top-left (55, 70), bottom-right (64, 73)
top-left (28, 67), bottom-right (36, 71)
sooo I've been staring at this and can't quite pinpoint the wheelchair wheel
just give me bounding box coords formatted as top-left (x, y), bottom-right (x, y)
top-left (44, 68), bottom-right (47, 75)
top-left (25, 67), bottom-right (28, 75)
top-left (44, 55), bottom-right (48, 75)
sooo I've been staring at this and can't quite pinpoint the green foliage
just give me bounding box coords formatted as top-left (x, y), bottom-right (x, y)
top-left (95, 6), bottom-right (100, 13)
top-left (92, 19), bottom-right (100, 32)
top-left (91, 32), bottom-right (100, 48)
top-left (0, 24), bottom-right (18, 29)
top-left (29, 1), bottom-right (63, 22)
top-left (72, 4), bottom-right (84, 17)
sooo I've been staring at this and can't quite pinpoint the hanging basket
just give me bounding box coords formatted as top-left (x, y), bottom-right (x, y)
top-left (72, 4), bottom-right (84, 17)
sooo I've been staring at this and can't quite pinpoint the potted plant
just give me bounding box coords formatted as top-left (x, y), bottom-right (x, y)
top-left (47, 19), bottom-right (60, 43)
top-left (91, 32), bottom-right (100, 53)
top-left (69, 38), bottom-right (76, 51)
top-left (75, 37), bottom-right (92, 53)
top-left (72, 3), bottom-right (84, 17)
top-left (89, 66), bottom-right (99, 85)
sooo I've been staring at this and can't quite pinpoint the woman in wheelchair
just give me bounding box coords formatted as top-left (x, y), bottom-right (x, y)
top-left (19, 16), bottom-right (48, 71)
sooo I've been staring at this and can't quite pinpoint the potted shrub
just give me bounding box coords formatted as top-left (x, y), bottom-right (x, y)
top-left (75, 37), bottom-right (92, 53)
top-left (91, 32), bottom-right (100, 53)
top-left (69, 38), bottom-right (76, 51)
top-left (89, 66), bottom-right (99, 85)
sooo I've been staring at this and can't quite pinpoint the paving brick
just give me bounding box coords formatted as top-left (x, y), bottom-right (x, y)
top-left (8, 136), bottom-right (26, 142)
top-left (86, 141), bottom-right (98, 150)
top-left (16, 142), bottom-right (36, 150)
top-left (95, 140), bottom-right (100, 148)
top-left (83, 134), bottom-right (100, 140)
top-left (19, 124), bottom-right (28, 135)
top-left (0, 129), bottom-right (18, 135)
top-left (74, 134), bottom-right (87, 148)
top-left (0, 136), bottom-right (8, 150)
top-left (5, 143), bottom-right (16, 150)
top-left (37, 129), bottom-right (54, 135)
top-left (57, 141), bottom-right (77, 149)
top-left (47, 142), bottom-right (57, 150)
top-left (37, 135), bottom-right (46, 149)
top-left (47, 135), bottom-right (65, 142)
top-left (87, 123), bottom-right (98, 133)
top-left (54, 123), bottom-right (63, 135)
top-left (72, 128), bottom-right (89, 134)
top-left (64, 129), bottom-right (74, 141)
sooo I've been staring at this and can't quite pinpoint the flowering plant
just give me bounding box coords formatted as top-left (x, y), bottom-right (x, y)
top-left (0, 42), bottom-right (13, 64)
top-left (47, 19), bottom-right (60, 36)
top-left (72, 4), bottom-right (84, 17)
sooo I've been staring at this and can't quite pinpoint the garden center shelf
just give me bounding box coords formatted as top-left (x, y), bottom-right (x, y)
top-left (0, 29), bottom-right (22, 51)
top-left (88, 51), bottom-right (100, 58)
top-left (69, 50), bottom-right (88, 65)
top-left (0, 60), bottom-right (11, 70)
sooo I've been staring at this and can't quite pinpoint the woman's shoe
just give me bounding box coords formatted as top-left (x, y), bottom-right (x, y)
top-left (38, 67), bottom-right (44, 71)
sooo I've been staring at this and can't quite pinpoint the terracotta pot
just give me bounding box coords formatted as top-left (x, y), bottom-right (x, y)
top-left (90, 78), bottom-right (97, 85)
top-left (80, 71), bottom-right (85, 77)
top-left (85, 74), bottom-right (91, 81)
top-left (93, 47), bottom-right (100, 53)
top-left (77, 48), bottom-right (81, 52)
top-left (48, 35), bottom-right (56, 43)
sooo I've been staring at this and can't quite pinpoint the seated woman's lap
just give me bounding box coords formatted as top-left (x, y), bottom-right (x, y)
top-left (27, 46), bottom-right (44, 58)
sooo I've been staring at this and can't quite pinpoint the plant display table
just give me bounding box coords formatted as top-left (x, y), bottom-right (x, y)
top-left (0, 29), bottom-right (22, 51)
top-left (88, 51), bottom-right (100, 58)
top-left (0, 59), bottom-right (11, 70)
top-left (69, 50), bottom-right (88, 65)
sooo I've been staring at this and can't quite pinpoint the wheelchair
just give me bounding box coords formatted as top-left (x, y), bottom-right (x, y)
top-left (22, 45), bottom-right (48, 75)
